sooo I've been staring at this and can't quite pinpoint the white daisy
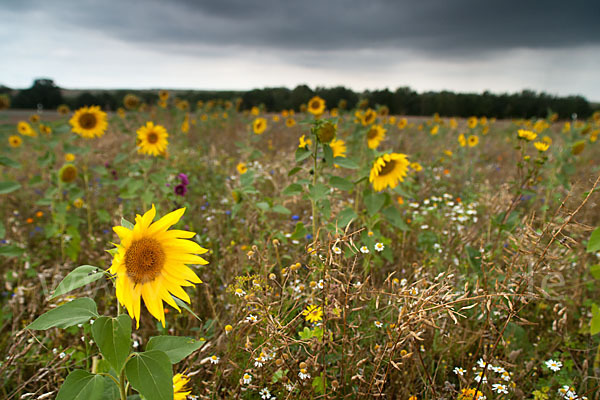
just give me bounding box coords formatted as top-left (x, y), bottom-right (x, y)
top-left (374, 242), bottom-right (384, 252)
top-left (360, 246), bottom-right (369, 254)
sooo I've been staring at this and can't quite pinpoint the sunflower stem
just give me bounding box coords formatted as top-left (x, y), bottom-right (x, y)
top-left (311, 130), bottom-right (319, 240)
top-left (118, 367), bottom-right (127, 400)
top-left (82, 163), bottom-right (94, 248)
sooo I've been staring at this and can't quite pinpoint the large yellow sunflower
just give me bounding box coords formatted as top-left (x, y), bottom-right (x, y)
top-left (137, 122), bottom-right (169, 156)
top-left (366, 125), bottom-right (386, 149)
top-left (69, 106), bottom-right (108, 138)
top-left (369, 153), bottom-right (410, 192)
top-left (252, 117), bottom-right (267, 134)
top-left (307, 96), bottom-right (326, 116)
top-left (173, 373), bottom-right (192, 400)
top-left (109, 205), bottom-right (208, 328)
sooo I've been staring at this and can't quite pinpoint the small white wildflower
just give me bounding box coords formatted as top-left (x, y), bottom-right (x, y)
top-left (210, 355), bottom-right (220, 364)
top-left (332, 246), bottom-right (342, 254)
top-left (474, 372), bottom-right (487, 383)
top-left (260, 388), bottom-right (271, 399)
top-left (59, 352), bottom-right (66, 359)
top-left (360, 246), bottom-right (369, 254)
top-left (492, 384), bottom-right (508, 394)
top-left (545, 359), bottom-right (562, 372)
top-left (374, 321), bottom-right (383, 328)
top-left (242, 373), bottom-right (252, 384)
top-left (453, 367), bottom-right (465, 376)
top-left (298, 368), bottom-right (310, 380)
top-left (374, 243), bottom-right (384, 252)
top-left (246, 314), bottom-right (258, 323)
top-left (235, 288), bottom-right (246, 297)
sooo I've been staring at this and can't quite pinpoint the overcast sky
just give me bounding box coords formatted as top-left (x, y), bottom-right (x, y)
top-left (1, 0), bottom-right (599, 100)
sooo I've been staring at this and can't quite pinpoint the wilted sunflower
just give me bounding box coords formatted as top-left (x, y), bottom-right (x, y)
top-left (57, 104), bottom-right (70, 115)
top-left (307, 96), bottom-right (326, 116)
top-left (369, 153), bottom-right (410, 192)
top-left (252, 117), bottom-right (267, 135)
top-left (59, 164), bottom-right (78, 183)
top-left (109, 205), bottom-right (208, 328)
top-left (123, 93), bottom-right (141, 110)
top-left (366, 125), bottom-right (386, 149)
top-left (571, 141), bottom-right (585, 155)
top-left (0, 94), bottom-right (10, 110)
top-left (317, 121), bottom-right (336, 143)
top-left (70, 106), bottom-right (108, 138)
top-left (173, 373), bottom-right (192, 400)
top-left (17, 121), bottom-right (36, 137)
top-left (137, 122), bottom-right (169, 156)
top-left (8, 135), bottom-right (22, 148)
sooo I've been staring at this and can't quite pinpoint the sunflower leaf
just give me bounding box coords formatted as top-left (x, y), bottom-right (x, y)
top-left (125, 350), bottom-right (173, 400)
top-left (92, 315), bottom-right (132, 373)
top-left (146, 336), bottom-right (205, 364)
top-left (172, 296), bottom-right (201, 321)
top-left (50, 265), bottom-right (107, 300)
top-left (0, 181), bottom-right (21, 194)
top-left (56, 370), bottom-right (111, 400)
top-left (0, 156), bottom-right (20, 169)
top-left (120, 218), bottom-right (134, 230)
top-left (27, 297), bottom-right (99, 330)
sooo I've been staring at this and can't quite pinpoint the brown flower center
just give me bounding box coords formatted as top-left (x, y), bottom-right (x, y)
top-left (310, 100), bottom-right (320, 110)
top-left (147, 131), bottom-right (159, 144)
top-left (367, 127), bottom-right (378, 140)
top-left (124, 237), bottom-right (165, 284)
top-left (379, 159), bottom-right (396, 176)
top-left (60, 165), bottom-right (78, 183)
top-left (79, 113), bottom-right (97, 130)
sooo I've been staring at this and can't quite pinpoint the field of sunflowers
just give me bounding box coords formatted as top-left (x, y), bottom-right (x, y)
top-left (1, 92), bottom-right (600, 400)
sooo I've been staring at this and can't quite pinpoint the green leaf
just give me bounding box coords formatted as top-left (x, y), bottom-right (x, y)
top-left (97, 209), bottom-right (111, 223)
top-left (290, 222), bottom-right (308, 240)
top-left (271, 205), bottom-right (291, 215)
top-left (50, 265), bottom-right (106, 300)
top-left (299, 327), bottom-right (313, 340)
top-left (0, 244), bottom-right (24, 257)
top-left (0, 181), bottom-right (21, 194)
top-left (121, 218), bottom-right (134, 230)
top-left (256, 201), bottom-right (270, 211)
top-left (333, 157), bottom-right (358, 169)
top-left (322, 143), bottom-right (333, 165)
top-left (240, 170), bottom-right (255, 187)
top-left (92, 315), bottom-right (132, 372)
top-left (308, 183), bottom-right (329, 202)
top-left (288, 166), bottom-right (302, 176)
top-left (0, 156), bottom-right (20, 169)
top-left (27, 297), bottom-right (99, 330)
top-left (591, 265), bottom-right (600, 280)
top-left (312, 373), bottom-right (326, 395)
top-left (329, 176), bottom-right (353, 191)
top-left (56, 370), bottom-right (107, 400)
top-left (336, 207), bottom-right (357, 228)
top-left (364, 192), bottom-right (386, 216)
top-left (146, 336), bottom-right (205, 364)
top-left (591, 303), bottom-right (600, 335)
top-left (172, 296), bottom-right (201, 321)
top-left (125, 350), bottom-right (173, 400)
top-left (587, 227), bottom-right (600, 253)
top-left (295, 147), bottom-right (312, 162)
top-left (282, 183), bottom-right (303, 196)
top-left (381, 206), bottom-right (410, 231)
top-left (0, 221), bottom-right (5, 239)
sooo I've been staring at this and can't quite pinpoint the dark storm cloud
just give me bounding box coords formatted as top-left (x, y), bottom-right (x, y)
top-left (4, 0), bottom-right (599, 55)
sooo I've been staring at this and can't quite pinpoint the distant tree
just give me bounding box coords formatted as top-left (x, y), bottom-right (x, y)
top-left (12, 79), bottom-right (63, 109)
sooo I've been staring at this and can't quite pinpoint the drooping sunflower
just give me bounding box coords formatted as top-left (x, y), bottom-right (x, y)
top-left (369, 153), bottom-right (410, 192)
top-left (69, 106), bottom-right (108, 138)
top-left (317, 121), bottom-right (336, 143)
top-left (307, 96), bottom-right (326, 116)
top-left (109, 205), bottom-right (208, 328)
top-left (59, 164), bottom-right (78, 183)
top-left (123, 93), bottom-right (141, 110)
top-left (252, 117), bottom-right (267, 135)
top-left (173, 373), bottom-right (192, 400)
top-left (136, 122), bottom-right (169, 156)
top-left (57, 104), bottom-right (70, 115)
top-left (17, 121), bottom-right (36, 137)
top-left (8, 135), bottom-right (22, 148)
top-left (366, 124), bottom-right (386, 149)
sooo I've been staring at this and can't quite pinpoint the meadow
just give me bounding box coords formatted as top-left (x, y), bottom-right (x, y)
top-left (1, 92), bottom-right (600, 400)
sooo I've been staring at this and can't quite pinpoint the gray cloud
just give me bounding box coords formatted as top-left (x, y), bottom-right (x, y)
top-left (4, 0), bottom-right (599, 55)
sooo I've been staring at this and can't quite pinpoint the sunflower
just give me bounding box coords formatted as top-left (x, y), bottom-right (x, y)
top-left (123, 94), bottom-right (140, 110)
top-left (250, 106), bottom-right (260, 116)
top-left (57, 104), bottom-right (70, 115)
top-left (17, 121), bottom-right (36, 137)
top-left (410, 162), bottom-right (423, 171)
top-left (307, 96), bottom-right (326, 116)
top-left (302, 305), bottom-right (323, 323)
top-left (299, 134), bottom-right (312, 148)
top-left (176, 99), bottom-right (189, 111)
top-left (534, 141), bottom-right (549, 152)
top-left (397, 118), bottom-right (408, 130)
top-left (159, 90), bottom-right (170, 101)
top-left (317, 121), bottom-right (336, 143)
top-left (366, 125), bottom-right (386, 149)
top-left (467, 116), bottom-right (478, 129)
top-left (361, 108), bottom-right (377, 126)
top-left (517, 129), bottom-right (537, 141)
top-left (458, 133), bottom-right (467, 147)
top-left (0, 94), bottom-right (10, 110)
top-left (8, 135), bottom-right (22, 148)
top-left (330, 138), bottom-right (346, 158)
top-left (40, 124), bottom-right (52, 135)
top-left (59, 164), bottom-right (78, 183)
top-left (137, 122), bottom-right (169, 156)
top-left (285, 117), bottom-right (296, 128)
top-left (467, 135), bottom-right (479, 147)
top-left (70, 106), bottom-right (108, 138)
top-left (237, 162), bottom-right (248, 174)
top-left (29, 114), bottom-right (40, 123)
top-left (252, 117), bottom-right (267, 135)
top-left (109, 205), bottom-right (208, 328)
top-left (173, 373), bottom-right (192, 400)
top-left (369, 153), bottom-right (410, 192)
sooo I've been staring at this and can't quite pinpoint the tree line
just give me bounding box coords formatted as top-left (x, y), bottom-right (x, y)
top-left (1, 79), bottom-right (595, 119)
